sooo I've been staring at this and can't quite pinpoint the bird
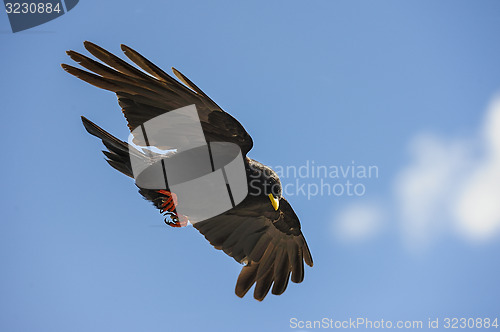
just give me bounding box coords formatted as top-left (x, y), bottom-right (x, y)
top-left (62, 41), bottom-right (313, 301)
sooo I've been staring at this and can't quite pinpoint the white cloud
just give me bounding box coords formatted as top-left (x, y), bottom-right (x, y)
top-left (393, 133), bottom-right (472, 250)
top-left (453, 97), bottom-right (500, 242)
top-left (334, 202), bottom-right (385, 243)
top-left (395, 95), bottom-right (500, 249)
top-left (333, 94), bottom-right (500, 250)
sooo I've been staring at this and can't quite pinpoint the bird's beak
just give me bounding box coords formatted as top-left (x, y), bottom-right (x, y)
top-left (268, 194), bottom-right (279, 211)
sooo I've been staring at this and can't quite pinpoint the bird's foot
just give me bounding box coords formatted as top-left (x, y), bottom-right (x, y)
top-left (165, 214), bottom-right (189, 228)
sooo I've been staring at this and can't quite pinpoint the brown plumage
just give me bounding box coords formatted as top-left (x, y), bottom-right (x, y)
top-left (63, 42), bottom-right (313, 301)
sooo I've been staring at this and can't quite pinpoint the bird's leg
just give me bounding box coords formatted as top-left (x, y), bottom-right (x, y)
top-left (158, 189), bottom-right (178, 213)
top-left (157, 190), bottom-right (189, 227)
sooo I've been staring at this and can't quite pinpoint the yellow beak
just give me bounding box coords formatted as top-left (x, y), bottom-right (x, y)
top-left (268, 194), bottom-right (279, 211)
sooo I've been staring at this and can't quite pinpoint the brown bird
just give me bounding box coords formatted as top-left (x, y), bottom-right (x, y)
top-left (62, 42), bottom-right (313, 301)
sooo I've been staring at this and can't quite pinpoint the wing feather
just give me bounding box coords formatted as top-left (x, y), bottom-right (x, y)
top-left (254, 266), bottom-right (274, 301)
top-left (271, 246), bottom-right (290, 295)
top-left (194, 196), bottom-right (313, 301)
top-left (63, 42), bottom-right (253, 154)
top-left (235, 263), bottom-right (258, 298)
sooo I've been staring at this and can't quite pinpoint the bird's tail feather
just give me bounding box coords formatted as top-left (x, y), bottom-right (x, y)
top-left (81, 116), bottom-right (135, 178)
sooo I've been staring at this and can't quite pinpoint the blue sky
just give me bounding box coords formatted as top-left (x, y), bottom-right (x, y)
top-left (1, 1), bottom-right (500, 331)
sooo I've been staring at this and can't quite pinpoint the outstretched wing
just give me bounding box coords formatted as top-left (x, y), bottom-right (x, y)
top-left (62, 41), bottom-right (253, 155)
top-left (194, 196), bottom-right (313, 301)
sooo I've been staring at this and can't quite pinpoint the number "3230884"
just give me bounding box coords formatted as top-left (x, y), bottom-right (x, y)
top-left (443, 317), bottom-right (498, 329)
top-left (5, 2), bottom-right (62, 14)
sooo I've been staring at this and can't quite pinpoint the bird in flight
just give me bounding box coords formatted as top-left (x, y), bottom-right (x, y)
top-left (62, 42), bottom-right (313, 301)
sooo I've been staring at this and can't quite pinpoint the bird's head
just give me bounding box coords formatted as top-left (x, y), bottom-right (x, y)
top-left (247, 159), bottom-right (282, 211)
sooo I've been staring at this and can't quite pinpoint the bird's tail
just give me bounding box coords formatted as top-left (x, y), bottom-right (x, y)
top-left (82, 116), bottom-right (189, 227)
top-left (81, 116), bottom-right (135, 178)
